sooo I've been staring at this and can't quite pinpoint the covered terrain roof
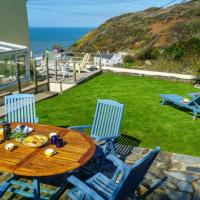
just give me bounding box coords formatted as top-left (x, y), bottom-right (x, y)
top-left (0, 41), bottom-right (28, 59)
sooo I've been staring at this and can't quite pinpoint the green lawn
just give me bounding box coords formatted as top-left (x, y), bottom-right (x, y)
top-left (37, 73), bottom-right (200, 157)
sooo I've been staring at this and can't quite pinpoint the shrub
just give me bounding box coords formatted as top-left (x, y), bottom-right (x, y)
top-left (163, 45), bottom-right (185, 60)
top-left (162, 38), bottom-right (200, 61)
top-left (139, 47), bottom-right (160, 60)
top-left (144, 7), bottom-right (159, 12)
top-left (188, 38), bottom-right (200, 53)
top-left (151, 48), bottom-right (160, 59)
top-left (192, 59), bottom-right (200, 78)
top-left (123, 55), bottom-right (135, 63)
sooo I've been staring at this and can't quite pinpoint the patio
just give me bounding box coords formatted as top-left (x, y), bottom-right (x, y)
top-left (0, 147), bottom-right (200, 200)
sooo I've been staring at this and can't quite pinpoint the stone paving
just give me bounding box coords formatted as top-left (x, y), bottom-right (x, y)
top-left (0, 147), bottom-right (200, 199)
top-left (126, 148), bottom-right (200, 200)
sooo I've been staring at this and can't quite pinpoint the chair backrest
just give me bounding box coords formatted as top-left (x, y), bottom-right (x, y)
top-left (5, 94), bottom-right (38, 123)
top-left (91, 99), bottom-right (124, 141)
top-left (111, 147), bottom-right (160, 200)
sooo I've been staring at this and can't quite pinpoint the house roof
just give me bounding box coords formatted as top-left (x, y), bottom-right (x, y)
top-left (0, 41), bottom-right (28, 59)
top-left (96, 53), bottom-right (115, 59)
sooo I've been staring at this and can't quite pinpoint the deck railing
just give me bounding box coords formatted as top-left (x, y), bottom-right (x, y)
top-left (0, 51), bottom-right (102, 94)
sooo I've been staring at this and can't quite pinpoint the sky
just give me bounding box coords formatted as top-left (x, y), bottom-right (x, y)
top-left (27, 0), bottom-right (184, 27)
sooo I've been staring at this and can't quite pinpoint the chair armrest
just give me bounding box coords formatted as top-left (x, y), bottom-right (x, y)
top-left (106, 154), bottom-right (128, 169)
top-left (106, 155), bottom-right (128, 183)
top-left (68, 125), bottom-right (92, 132)
top-left (67, 175), bottom-right (104, 200)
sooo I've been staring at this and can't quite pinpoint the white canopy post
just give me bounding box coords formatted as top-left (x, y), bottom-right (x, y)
top-left (24, 52), bottom-right (30, 81)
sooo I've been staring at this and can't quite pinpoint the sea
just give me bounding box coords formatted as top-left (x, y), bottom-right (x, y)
top-left (30, 27), bottom-right (93, 57)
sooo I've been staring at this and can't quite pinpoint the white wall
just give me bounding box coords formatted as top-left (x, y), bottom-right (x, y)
top-left (0, 0), bottom-right (30, 48)
top-left (94, 54), bottom-right (123, 67)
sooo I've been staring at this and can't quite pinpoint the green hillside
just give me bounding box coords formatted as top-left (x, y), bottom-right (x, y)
top-left (70, 0), bottom-right (200, 74)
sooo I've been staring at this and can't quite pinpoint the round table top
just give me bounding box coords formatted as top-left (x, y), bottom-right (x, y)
top-left (0, 123), bottom-right (96, 177)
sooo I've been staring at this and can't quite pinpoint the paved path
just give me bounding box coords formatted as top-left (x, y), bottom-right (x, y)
top-left (102, 66), bottom-right (195, 81)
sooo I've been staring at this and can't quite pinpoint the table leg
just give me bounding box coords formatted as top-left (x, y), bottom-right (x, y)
top-left (49, 173), bottom-right (69, 200)
top-left (33, 177), bottom-right (40, 200)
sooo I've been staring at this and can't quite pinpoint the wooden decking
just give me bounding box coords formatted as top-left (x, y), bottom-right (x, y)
top-left (50, 69), bottom-right (101, 84)
top-left (49, 70), bottom-right (101, 93)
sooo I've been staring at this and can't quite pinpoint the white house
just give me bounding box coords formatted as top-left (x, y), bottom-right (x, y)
top-left (94, 53), bottom-right (123, 67)
top-left (0, 0), bottom-right (30, 48)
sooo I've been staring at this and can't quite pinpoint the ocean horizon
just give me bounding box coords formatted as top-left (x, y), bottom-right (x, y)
top-left (30, 27), bottom-right (93, 57)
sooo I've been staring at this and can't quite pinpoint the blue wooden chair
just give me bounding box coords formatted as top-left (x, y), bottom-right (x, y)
top-left (69, 99), bottom-right (124, 156)
top-left (160, 94), bottom-right (200, 120)
top-left (2, 94), bottom-right (39, 123)
top-left (67, 147), bottom-right (160, 200)
top-left (115, 134), bottom-right (141, 161)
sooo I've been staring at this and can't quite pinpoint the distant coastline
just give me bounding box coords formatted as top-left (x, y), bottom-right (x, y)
top-left (29, 27), bottom-right (93, 57)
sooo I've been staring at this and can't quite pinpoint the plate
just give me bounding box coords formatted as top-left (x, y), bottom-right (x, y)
top-left (15, 125), bottom-right (33, 135)
top-left (22, 135), bottom-right (48, 148)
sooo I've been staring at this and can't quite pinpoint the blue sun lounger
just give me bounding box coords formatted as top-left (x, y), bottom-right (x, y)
top-left (188, 92), bottom-right (200, 98)
top-left (160, 94), bottom-right (200, 120)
